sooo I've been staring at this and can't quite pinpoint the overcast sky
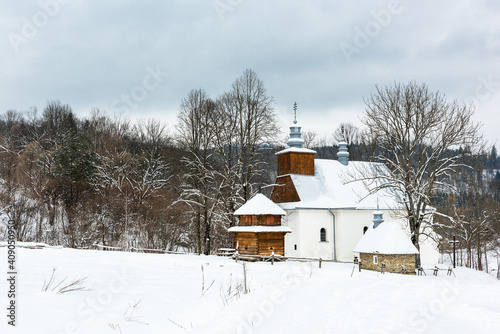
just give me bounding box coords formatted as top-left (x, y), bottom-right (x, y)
top-left (1, 1), bottom-right (499, 145)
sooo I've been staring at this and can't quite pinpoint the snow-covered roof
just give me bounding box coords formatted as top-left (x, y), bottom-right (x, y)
top-left (234, 193), bottom-right (286, 216)
top-left (228, 226), bottom-right (292, 233)
top-left (353, 221), bottom-right (419, 255)
top-left (276, 147), bottom-right (317, 155)
top-left (277, 159), bottom-right (400, 210)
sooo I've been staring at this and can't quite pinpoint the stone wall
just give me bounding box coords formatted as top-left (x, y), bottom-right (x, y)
top-left (359, 253), bottom-right (416, 274)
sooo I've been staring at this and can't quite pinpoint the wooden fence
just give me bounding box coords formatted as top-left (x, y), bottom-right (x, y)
top-left (222, 250), bottom-right (456, 277)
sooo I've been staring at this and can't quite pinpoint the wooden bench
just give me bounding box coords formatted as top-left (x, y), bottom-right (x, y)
top-left (217, 248), bottom-right (236, 256)
top-left (131, 247), bottom-right (164, 254)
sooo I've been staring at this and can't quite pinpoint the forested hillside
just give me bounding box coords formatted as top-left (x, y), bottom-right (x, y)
top-left (0, 70), bottom-right (283, 254)
top-left (1, 74), bottom-right (499, 271)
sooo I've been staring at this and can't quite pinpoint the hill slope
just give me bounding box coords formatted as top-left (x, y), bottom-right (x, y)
top-left (0, 247), bottom-right (499, 333)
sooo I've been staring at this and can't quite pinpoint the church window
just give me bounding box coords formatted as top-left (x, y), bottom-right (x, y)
top-left (373, 255), bottom-right (378, 264)
top-left (320, 228), bottom-right (326, 242)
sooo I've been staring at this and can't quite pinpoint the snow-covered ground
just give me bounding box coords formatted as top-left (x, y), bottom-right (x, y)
top-left (1, 247), bottom-right (499, 334)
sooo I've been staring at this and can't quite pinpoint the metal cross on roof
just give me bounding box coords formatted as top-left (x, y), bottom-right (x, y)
top-left (293, 102), bottom-right (297, 124)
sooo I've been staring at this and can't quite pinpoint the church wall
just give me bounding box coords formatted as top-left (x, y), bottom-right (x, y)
top-left (285, 209), bottom-right (402, 261)
top-left (283, 210), bottom-right (300, 257)
top-left (419, 234), bottom-right (440, 265)
top-left (347, 210), bottom-right (438, 264)
top-left (335, 209), bottom-right (403, 261)
top-left (284, 209), bottom-right (334, 259)
top-left (283, 208), bottom-right (442, 263)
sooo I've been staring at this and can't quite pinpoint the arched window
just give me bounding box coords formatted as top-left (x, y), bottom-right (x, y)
top-left (320, 228), bottom-right (326, 242)
top-left (363, 226), bottom-right (368, 234)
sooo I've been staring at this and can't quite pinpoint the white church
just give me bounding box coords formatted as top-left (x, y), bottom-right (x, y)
top-left (266, 115), bottom-right (439, 264)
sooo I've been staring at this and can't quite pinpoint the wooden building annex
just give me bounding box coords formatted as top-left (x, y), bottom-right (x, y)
top-left (228, 193), bottom-right (291, 256)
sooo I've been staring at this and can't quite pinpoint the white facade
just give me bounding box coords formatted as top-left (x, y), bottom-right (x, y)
top-left (273, 157), bottom-right (439, 264)
top-left (283, 207), bottom-right (438, 264)
top-left (284, 208), bottom-right (396, 260)
top-left (270, 118), bottom-right (440, 264)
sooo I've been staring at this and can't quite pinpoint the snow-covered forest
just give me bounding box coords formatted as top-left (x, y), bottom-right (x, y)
top-left (0, 72), bottom-right (499, 274)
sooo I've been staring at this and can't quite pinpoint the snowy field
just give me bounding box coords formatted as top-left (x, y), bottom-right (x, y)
top-left (1, 247), bottom-right (499, 334)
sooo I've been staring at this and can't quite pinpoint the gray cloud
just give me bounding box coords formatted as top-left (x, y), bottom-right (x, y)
top-left (1, 0), bottom-right (498, 144)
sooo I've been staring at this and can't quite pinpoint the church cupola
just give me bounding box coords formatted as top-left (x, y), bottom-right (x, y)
top-left (337, 126), bottom-right (349, 166)
top-left (274, 104), bottom-right (316, 177)
top-left (372, 210), bottom-right (384, 228)
top-left (287, 103), bottom-right (304, 148)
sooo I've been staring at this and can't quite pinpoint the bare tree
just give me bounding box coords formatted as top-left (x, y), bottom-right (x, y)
top-left (211, 92), bottom-right (242, 228)
top-left (175, 71), bottom-right (280, 254)
top-left (134, 118), bottom-right (170, 159)
top-left (229, 69), bottom-right (280, 201)
top-left (358, 81), bottom-right (485, 266)
top-left (41, 100), bottom-right (77, 148)
top-left (332, 123), bottom-right (360, 145)
top-left (332, 123), bottom-right (362, 161)
top-left (176, 88), bottom-right (221, 254)
top-left (433, 161), bottom-right (499, 270)
top-left (302, 130), bottom-right (318, 149)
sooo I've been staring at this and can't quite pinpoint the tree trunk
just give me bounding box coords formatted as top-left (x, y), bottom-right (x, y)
top-left (195, 210), bottom-right (201, 255)
top-left (477, 235), bottom-right (483, 271)
top-left (66, 206), bottom-right (76, 248)
top-left (484, 244), bottom-right (488, 273)
top-left (410, 220), bottom-right (421, 267)
top-left (204, 217), bottom-right (211, 256)
top-left (466, 243), bottom-right (472, 268)
top-left (497, 257), bottom-right (500, 280)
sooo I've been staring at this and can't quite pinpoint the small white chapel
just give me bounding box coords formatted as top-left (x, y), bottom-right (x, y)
top-left (268, 114), bottom-right (439, 264)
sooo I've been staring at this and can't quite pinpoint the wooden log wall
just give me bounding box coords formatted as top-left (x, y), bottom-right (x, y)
top-left (277, 152), bottom-right (315, 176)
top-left (234, 232), bottom-right (258, 255)
top-left (234, 232), bottom-right (287, 256)
top-left (239, 215), bottom-right (282, 226)
top-left (270, 175), bottom-right (301, 203)
top-left (257, 232), bottom-right (286, 256)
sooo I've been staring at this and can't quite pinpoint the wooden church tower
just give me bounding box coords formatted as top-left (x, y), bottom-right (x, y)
top-left (228, 194), bottom-right (291, 256)
top-left (271, 104), bottom-right (317, 203)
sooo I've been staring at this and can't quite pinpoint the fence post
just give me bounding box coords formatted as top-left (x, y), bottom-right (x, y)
top-left (319, 258), bottom-right (322, 269)
top-left (271, 252), bottom-right (275, 265)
